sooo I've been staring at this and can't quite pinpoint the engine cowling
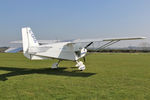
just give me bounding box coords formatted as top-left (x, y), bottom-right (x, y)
top-left (75, 48), bottom-right (87, 58)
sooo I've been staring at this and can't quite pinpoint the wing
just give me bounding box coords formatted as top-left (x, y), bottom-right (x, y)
top-left (10, 40), bottom-right (60, 44)
top-left (72, 37), bottom-right (146, 43)
top-left (8, 37), bottom-right (146, 52)
top-left (71, 37), bottom-right (146, 51)
top-left (102, 37), bottom-right (146, 41)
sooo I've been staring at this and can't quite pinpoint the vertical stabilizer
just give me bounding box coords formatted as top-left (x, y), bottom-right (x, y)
top-left (22, 27), bottom-right (39, 58)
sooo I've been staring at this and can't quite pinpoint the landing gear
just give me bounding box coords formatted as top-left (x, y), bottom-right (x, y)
top-left (51, 60), bottom-right (61, 69)
top-left (76, 61), bottom-right (86, 71)
top-left (51, 60), bottom-right (86, 71)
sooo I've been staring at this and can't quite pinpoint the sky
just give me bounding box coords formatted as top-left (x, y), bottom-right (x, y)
top-left (0, 0), bottom-right (150, 47)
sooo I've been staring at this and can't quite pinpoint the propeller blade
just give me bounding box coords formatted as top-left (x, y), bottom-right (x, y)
top-left (84, 42), bottom-right (93, 48)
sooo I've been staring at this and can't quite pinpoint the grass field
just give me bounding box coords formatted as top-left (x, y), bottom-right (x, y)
top-left (0, 53), bottom-right (150, 100)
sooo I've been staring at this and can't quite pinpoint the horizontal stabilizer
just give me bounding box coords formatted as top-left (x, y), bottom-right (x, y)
top-left (5, 47), bottom-right (23, 53)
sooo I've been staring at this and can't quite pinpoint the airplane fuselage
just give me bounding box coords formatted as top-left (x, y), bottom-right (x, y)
top-left (25, 42), bottom-right (87, 61)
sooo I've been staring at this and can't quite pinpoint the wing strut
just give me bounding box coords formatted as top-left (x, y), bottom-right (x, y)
top-left (95, 40), bottom-right (120, 51)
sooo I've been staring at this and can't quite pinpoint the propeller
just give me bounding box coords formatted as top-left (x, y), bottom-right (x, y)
top-left (84, 42), bottom-right (93, 49)
top-left (82, 42), bottom-right (94, 62)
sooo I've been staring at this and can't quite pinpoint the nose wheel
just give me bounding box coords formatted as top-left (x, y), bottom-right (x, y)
top-left (76, 61), bottom-right (86, 71)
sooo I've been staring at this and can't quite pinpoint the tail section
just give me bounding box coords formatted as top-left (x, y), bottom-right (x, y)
top-left (22, 27), bottom-right (39, 53)
top-left (22, 27), bottom-right (39, 59)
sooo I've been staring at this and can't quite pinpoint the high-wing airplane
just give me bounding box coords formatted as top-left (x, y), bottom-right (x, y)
top-left (5, 27), bottom-right (146, 71)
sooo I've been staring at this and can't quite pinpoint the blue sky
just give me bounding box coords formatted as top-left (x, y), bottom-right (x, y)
top-left (0, 0), bottom-right (150, 47)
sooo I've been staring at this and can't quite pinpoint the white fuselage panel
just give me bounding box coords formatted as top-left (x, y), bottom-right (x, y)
top-left (30, 42), bottom-right (77, 61)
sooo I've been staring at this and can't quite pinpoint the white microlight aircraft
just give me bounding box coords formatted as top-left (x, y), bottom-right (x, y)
top-left (6, 27), bottom-right (146, 71)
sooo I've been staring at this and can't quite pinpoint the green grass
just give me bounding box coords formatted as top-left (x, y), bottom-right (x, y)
top-left (0, 53), bottom-right (150, 100)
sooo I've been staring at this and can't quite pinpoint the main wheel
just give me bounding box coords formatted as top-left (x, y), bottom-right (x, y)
top-left (51, 63), bottom-right (58, 69)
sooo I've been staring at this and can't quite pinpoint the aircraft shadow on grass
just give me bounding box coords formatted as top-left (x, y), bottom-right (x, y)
top-left (0, 66), bottom-right (96, 81)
